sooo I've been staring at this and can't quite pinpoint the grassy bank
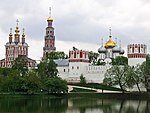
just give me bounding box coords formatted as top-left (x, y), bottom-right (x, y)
top-left (65, 92), bottom-right (150, 100)
top-left (0, 92), bottom-right (149, 100)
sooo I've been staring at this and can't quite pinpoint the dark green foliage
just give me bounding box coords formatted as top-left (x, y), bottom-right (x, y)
top-left (0, 68), bottom-right (11, 76)
top-left (37, 59), bottom-right (58, 78)
top-left (46, 59), bottom-right (58, 78)
top-left (139, 61), bottom-right (150, 92)
top-left (112, 56), bottom-right (128, 65)
top-left (80, 74), bottom-right (86, 84)
top-left (45, 77), bottom-right (68, 93)
top-left (47, 51), bottom-right (67, 60)
top-left (146, 55), bottom-right (150, 75)
top-left (89, 51), bottom-right (99, 65)
top-left (103, 65), bottom-right (131, 93)
top-left (12, 55), bottom-right (28, 75)
top-left (25, 71), bottom-right (42, 94)
top-left (96, 59), bottom-right (106, 65)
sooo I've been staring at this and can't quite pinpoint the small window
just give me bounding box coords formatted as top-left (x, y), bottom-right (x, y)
top-left (72, 66), bottom-right (74, 69)
top-left (64, 69), bottom-right (65, 72)
top-left (77, 66), bottom-right (79, 69)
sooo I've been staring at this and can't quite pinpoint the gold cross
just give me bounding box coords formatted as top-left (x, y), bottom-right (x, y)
top-left (16, 19), bottom-right (19, 26)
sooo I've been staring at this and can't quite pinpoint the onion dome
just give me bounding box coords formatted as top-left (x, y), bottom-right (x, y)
top-left (104, 36), bottom-right (116, 48)
top-left (15, 26), bottom-right (20, 34)
top-left (98, 46), bottom-right (106, 53)
top-left (22, 28), bottom-right (25, 44)
top-left (15, 19), bottom-right (20, 34)
top-left (112, 46), bottom-right (120, 52)
top-left (47, 16), bottom-right (53, 21)
top-left (22, 28), bottom-right (25, 38)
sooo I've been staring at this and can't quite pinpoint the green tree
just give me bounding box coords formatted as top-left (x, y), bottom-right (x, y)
top-left (89, 51), bottom-right (99, 65)
top-left (103, 65), bottom-right (131, 93)
top-left (146, 55), bottom-right (150, 75)
top-left (80, 74), bottom-right (86, 84)
top-left (112, 56), bottom-right (128, 65)
top-left (25, 71), bottom-right (41, 94)
top-left (128, 65), bottom-right (142, 92)
top-left (6, 70), bottom-right (23, 92)
top-left (37, 59), bottom-right (58, 78)
top-left (45, 77), bottom-right (68, 93)
top-left (12, 55), bottom-right (28, 75)
top-left (47, 51), bottom-right (67, 59)
top-left (37, 57), bottom-right (58, 92)
top-left (0, 68), bottom-right (11, 76)
top-left (139, 62), bottom-right (149, 92)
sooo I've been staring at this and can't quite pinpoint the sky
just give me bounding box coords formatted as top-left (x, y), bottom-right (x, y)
top-left (0, 0), bottom-right (150, 60)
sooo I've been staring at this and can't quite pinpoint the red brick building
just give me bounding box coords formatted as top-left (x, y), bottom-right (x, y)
top-left (0, 21), bottom-right (36, 68)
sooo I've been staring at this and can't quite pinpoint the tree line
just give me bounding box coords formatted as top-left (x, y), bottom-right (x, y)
top-left (0, 52), bottom-right (68, 94)
top-left (103, 56), bottom-right (150, 93)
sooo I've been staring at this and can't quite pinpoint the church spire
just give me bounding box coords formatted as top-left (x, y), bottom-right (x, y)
top-left (109, 27), bottom-right (112, 38)
top-left (22, 28), bottom-right (25, 44)
top-left (14, 19), bottom-right (20, 43)
top-left (47, 7), bottom-right (53, 21)
top-left (9, 28), bottom-right (13, 43)
top-left (15, 19), bottom-right (20, 34)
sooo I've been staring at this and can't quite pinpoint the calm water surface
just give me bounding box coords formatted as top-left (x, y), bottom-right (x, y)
top-left (0, 95), bottom-right (149, 113)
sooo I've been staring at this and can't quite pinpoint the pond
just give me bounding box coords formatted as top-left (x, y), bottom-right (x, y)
top-left (0, 94), bottom-right (149, 113)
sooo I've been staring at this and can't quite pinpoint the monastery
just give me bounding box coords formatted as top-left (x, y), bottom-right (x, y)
top-left (0, 9), bottom-right (148, 83)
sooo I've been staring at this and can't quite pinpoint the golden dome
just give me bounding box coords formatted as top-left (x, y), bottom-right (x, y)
top-left (15, 25), bottom-right (20, 34)
top-left (9, 28), bottom-right (13, 37)
top-left (47, 16), bottom-right (53, 21)
top-left (22, 28), bottom-right (25, 38)
top-left (104, 36), bottom-right (116, 48)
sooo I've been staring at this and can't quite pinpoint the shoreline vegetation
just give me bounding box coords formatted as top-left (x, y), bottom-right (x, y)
top-left (0, 52), bottom-right (149, 95)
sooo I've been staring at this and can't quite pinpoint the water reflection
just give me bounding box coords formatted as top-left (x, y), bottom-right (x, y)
top-left (0, 95), bottom-right (149, 113)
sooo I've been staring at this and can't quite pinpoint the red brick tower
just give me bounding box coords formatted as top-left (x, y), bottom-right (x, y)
top-left (43, 8), bottom-right (56, 59)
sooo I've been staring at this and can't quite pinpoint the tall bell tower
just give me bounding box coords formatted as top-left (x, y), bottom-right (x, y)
top-left (43, 7), bottom-right (56, 59)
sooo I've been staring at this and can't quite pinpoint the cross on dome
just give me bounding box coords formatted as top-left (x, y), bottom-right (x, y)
top-left (16, 19), bottom-right (19, 26)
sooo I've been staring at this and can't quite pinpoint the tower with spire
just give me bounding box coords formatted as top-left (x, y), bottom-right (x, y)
top-left (43, 7), bottom-right (56, 59)
top-left (0, 20), bottom-right (36, 68)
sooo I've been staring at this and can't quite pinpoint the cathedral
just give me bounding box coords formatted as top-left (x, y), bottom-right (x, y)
top-left (41, 9), bottom-right (126, 83)
top-left (0, 20), bottom-right (36, 68)
top-left (98, 29), bottom-right (124, 64)
top-left (54, 34), bottom-right (124, 83)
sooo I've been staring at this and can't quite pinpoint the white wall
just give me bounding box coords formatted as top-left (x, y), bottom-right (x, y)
top-left (128, 58), bottom-right (145, 67)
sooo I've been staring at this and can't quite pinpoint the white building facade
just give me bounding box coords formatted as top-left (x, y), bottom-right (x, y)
top-left (55, 49), bottom-right (111, 83)
top-left (55, 34), bottom-right (125, 83)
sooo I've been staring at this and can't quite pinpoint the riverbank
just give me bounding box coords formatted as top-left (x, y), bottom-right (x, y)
top-left (65, 92), bottom-right (150, 100)
top-left (1, 92), bottom-right (149, 100)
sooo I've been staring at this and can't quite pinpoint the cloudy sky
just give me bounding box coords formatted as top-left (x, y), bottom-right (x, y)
top-left (0, 0), bottom-right (150, 60)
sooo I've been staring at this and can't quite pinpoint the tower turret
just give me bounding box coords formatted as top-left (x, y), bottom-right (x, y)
top-left (128, 44), bottom-right (147, 66)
